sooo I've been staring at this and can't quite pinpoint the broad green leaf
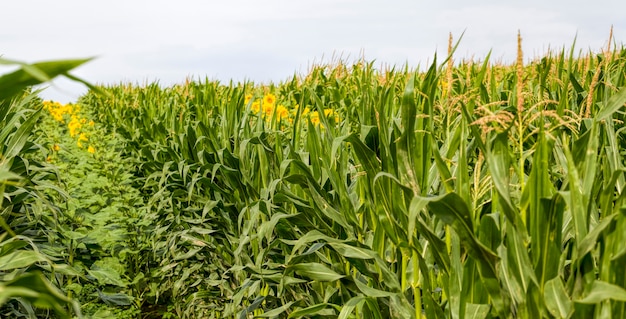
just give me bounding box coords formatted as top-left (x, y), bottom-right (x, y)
top-left (0, 170), bottom-right (21, 183)
top-left (427, 193), bottom-right (498, 267)
top-left (560, 142), bottom-right (589, 248)
top-left (288, 303), bottom-right (331, 318)
top-left (354, 278), bottom-right (394, 298)
top-left (577, 213), bottom-right (615, 258)
top-left (87, 267), bottom-right (127, 287)
top-left (289, 263), bottom-right (344, 282)
top-left (576, 280), bottom-right (626, 304)
top-left (522, 129), bottom-right (554, 264)
top-left (3, 109), bottom-right (42, 159)
top-left (173, 247), bottom-right (203, 261)
top-left (0, 58), bottom-right (92, 103)
top-left (240, 296), bottom-right (265, 319)
top-left (389, 294), bottom-right (416, 318)
top-left (257, 212), bottom-right (294, 242)
top-left (328, 242), bottom-right (376, 259)
top-left (427, 193), bottom-right (507, 315)
top-left (308, 185), bottom-right (351, 230)
top-left (0, 286), bottom-right (40, 305)
top-left (413, 216), bottom-right (451, 273)
top-left (97, 291), bottom-right (133, 306)
top-left (486, 131), bottom-right (522, 228)
top-left (344, 133), bottom-right (381, 174)
top-left (338, 296), bottom-right (366, 319)
top-left (0, 250), bottom-right (48, 271)
top-left (432, 143), bottom-right (454, 193)
top-left (0, 272), bottom-right (73, 318)
top-left (373, 256), bottom-right (402, 292)
top-left (397, 72), bottom-right (420, 195)
top-left (464, 303), bottom-right (491, 319)
top-left (544, 277), bottom-right (573, 318)
top-left (254, 301), bottom-right (295, 318)
top-left (283, 230), bottom-right (332, 260)
top-left (594, 87), bottom-right (626, 121)
top-left (505, 224), bottom-right (538, 300)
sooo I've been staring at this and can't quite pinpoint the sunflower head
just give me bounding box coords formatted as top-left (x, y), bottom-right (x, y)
top-left (263, 93), bottom-right (276, 106)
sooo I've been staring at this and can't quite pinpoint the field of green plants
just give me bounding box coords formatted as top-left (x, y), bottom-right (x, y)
top-left (2, 35), bottom-right (626, 318)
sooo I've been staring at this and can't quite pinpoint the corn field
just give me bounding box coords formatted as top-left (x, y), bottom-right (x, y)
top-left (2, 35), bottom-right (626, 318)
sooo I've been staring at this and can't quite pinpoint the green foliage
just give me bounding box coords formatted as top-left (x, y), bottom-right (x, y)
top-left (0, 57), bottom-right (91, 318)
top-left (32, 99), bottom-right (150, 318)
top-left (77, 44), bottom-right (626, 318)
top-left (7, 43), bottom-right (626, 318)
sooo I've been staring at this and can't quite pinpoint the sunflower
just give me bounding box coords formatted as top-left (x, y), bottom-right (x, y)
top-left (263, 93), bottom-right (276, 106)
top-left (275, 104), bottom-right (289, 121)
top-left (251, 101), bottom-right (261, 114)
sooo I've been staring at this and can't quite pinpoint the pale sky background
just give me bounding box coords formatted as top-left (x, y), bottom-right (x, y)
top-left (1, 0), bottom-right (624, 103)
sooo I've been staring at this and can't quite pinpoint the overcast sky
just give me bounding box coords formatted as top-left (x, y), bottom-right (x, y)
top-left (1, 0), bottom-right (624, 103)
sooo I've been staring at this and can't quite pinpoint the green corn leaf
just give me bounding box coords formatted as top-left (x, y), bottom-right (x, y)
top-left (544, 277), bottom-right (573, 318)
top-left (328, 242), bottom-right (376, 259)
top-left (535, 196), bottom-right (566, 289)
top-left (0, 58), bottom-right (92, 104)
top-left (427, 193), bottom-right (498, 266)
top-left (427, 192), bottom-right (508, 315)
top-left (0, 169), bottom-right (21, 183)
top-left (576, 280), bottom-right (626, 304)
top-left (289, 263), bottom-right (344, 282)
top-left (0, 250), bottom-right (48, 271)
top-left (353, 278), bottom-right (395, 298)
top-left (577, 213), bottom-right (616, 258)
top-left (594, 87), bottom-right (626, 121)
top-left (464, 303), bottom-right (491, 319)
top-left (505, 224), bottom-right (538, 299)
top-left (338, 296), bottom-right (366, 319)
top-left (87, 267), bottom-right (127, 287)
top-left (257, 212), bottom-right (294, 243)
top-left (0, 287), bottom-right (40, 305)
top-left (97, 291), bottom-right (133, 306)
top-left (254, 301), bottom-right (295, 318)
top-left (560, 142), bottom-right (589, 248)
top-left (486, 131), bottom-right (522, 228)
top-left (373, 255), bottom-right (402, 292)
top-left (344, 133), bottom-right (382, 175)
top-left (3, 109), bottom-right (42, 160)
top-left (397, 72), bottom-right (419, 195)
top-left (0, 272), bottom-right (74, 318)
top-left (288, 303), bottom-right (332, 318)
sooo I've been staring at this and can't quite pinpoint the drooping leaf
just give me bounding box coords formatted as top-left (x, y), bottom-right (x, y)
top-left (0, 58), bottom-right (92, 103)
top-left (288, 303), bottom-right (332, 318)
top-left (594, 86), bottom-right (626, 121)
top-left (337, 296), bottom-right (366, 319)
top-left (97, 291), bottom-right (133, 306)
top-left (0, 250), bottom-right (48, 271)
top-left (576, 280), bottom-right (626, 304)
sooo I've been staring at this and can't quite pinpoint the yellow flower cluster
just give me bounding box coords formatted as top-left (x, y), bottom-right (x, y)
top-left (43, 100), bottom-right (77, 122)
top-left (246, 93), bottom-right (290, 122)
top-left (244, 92), bottom-right (341, 129)
top-left (68, 116), bottom-right (83, 137)
top-left (300, 106), bottom-right (341, 128)
top-left (43, 100), bottom-right (96, 154)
